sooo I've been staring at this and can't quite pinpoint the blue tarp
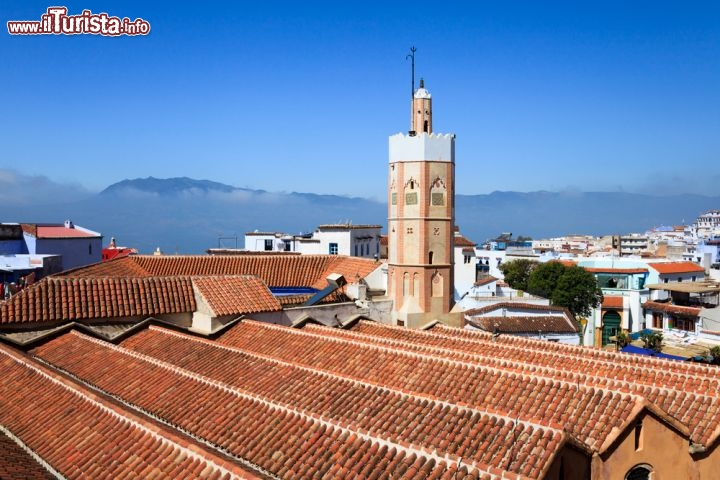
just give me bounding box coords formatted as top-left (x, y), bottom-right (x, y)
top-left (621, 344), bottom-right (687, 361)
top-left (628, 329), bottom-right (653, 341)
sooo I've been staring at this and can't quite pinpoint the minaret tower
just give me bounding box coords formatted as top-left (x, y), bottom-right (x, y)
top-left (387, 79), bottom-right (462, 328)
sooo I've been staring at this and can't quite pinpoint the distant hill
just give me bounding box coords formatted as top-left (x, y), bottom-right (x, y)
top-left (2, 176), bottom-right (719, 254)
top-left (101, 176), bottom-right (240, 196)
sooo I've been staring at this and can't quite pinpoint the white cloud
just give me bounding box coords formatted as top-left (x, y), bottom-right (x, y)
top-left (0, 169), bottom-right (93, 206)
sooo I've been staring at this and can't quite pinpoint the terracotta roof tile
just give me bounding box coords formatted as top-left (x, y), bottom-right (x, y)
top-left (0, 343), bottom-right (258, 479)
top-left (648, 262), bottom-right (705, 274)
top-left (453, 235), bottom-right (477, 247)
top-left (602, 296), bottom-right (624, 309)
top-left (192, 276), bottom-right (281, 316)
top-left (643, 301), bottom-right (701, 317)
top-left (0, 276), bottom-right (196, 325)
top-left (0, 430), bottom-right (55, 479)
top-left (468, 315), bottom-right (579, 334)
top-left (474, 276), bottom-right (498, 287)
top-left (60, 254), bottom-right (380, 292)
top-left (32, 330), bottom-right (504, 479)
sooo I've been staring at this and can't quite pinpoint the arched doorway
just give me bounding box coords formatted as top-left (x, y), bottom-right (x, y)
top-left (602, 311), bottom-right (621, 346)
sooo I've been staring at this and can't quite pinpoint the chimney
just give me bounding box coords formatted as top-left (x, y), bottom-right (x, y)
top-left (64, 219), bottom-right (74, 229)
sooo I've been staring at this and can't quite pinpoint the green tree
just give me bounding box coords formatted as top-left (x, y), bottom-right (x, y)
top-left (615, 331), bottom-right (630, 348)
top-left (641, 331), bottom-right (664, 353)
top-left (498, 259), bottom-right (538, 291)
top-left (551, 266), bottom-right (604, 319)
top-left (527, 261), bottom-right (567, 298)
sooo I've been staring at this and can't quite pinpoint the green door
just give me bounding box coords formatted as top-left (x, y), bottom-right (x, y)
top-left (602, 311), bottom-right (621, 346)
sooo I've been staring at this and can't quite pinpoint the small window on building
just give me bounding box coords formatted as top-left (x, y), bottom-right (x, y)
top-left (89, 244), bottom-right (92, 255)
top-left (329, 243), bottom-right (338, 255)
top-left (264, 239), bottom-right (273, 251)
top-left (664, 278), bottom-right (668, 283)
top-left (429, 251), bottom-right (434, 264)
top-left (354, 245), bottom-right (358, 256)
top-left (634, 420), bottom-right (643, 451)
top-left (692, 276), bottom-right (697, 282)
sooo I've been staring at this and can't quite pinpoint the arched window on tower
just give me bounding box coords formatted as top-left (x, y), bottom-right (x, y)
top-left (405, 178), bottom-right (418, 205)
top-left (423, 120), bottom-right (428, 133)
top-left (430, 177), bottom-right (446, 207)
top-left (431, 272), bottom-right (443, 297)
top-left (428, 251), bottom-right (434, 265)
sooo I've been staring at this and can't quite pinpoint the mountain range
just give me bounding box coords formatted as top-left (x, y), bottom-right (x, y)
top-left (2, 176), bottom-right (718, 254)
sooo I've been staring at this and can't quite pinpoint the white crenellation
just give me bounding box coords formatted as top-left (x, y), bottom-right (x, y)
top-left (389, 132), bottom-right (455, 163)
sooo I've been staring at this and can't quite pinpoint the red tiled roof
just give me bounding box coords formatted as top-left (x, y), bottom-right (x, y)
top-left (643, 301), bottom-right (701, 318)
top-left (469, 315), bottom-right (579, 334)
top-left (192, 276), bottom-right (281, 316)
top-left (648, 262), bottom-right (705, 274)
top-left (60, 254), bottom-right (380, 291)
top-left (0, 431), bottom-right (54, 480)
top-left (453, 235), bottom-right (476, 247)
top-left (0, 276), bottom-right (196, 325)
top-left (338, 320), bottom-right (719, 445)
top-left (31, 329), bottom-right (502, 479)
top-left (473, 276), bottom-right (498, 287)
top-left (218, 320), bottom-right (641, 455)
top-left (0, 274), bottom-right (292, 325)
top-left (5, 313), bottom-right (720, 478)
top-left (602, 296), bottom-right (624, 309)
top-left (0, 342), bottom-right (259, 479)
top-left (22, 224), bottom-right (99, 238)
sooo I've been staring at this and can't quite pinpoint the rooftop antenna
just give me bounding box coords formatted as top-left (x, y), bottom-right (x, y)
top-left (406, 46), bottom-right (417, 132)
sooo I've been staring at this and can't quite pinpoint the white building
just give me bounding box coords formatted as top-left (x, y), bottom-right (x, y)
top-left (464, 302), bottom-right (580, 345)
top-left (693, 210), bottom-right (720, 239)
top-left (244, 224), bottom-right (382, 259)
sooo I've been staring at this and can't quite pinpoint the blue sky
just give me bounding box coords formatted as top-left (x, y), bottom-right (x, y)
top-left (2, 1), bottom-right (719, 201)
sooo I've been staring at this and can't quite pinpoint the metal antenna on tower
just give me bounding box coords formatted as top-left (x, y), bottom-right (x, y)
top-left (406, 46), bottom-right (417, 132)
top-left (406, 46), bottom-right (417, 99)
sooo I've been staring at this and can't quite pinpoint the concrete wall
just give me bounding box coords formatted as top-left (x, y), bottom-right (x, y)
top-left (34, 237), bottom-right (102, 271)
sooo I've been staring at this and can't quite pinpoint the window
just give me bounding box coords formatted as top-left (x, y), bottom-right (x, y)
top-left (329, 243), bottom-right (338, 255)
top-left (354, 245), bottom-right (358, 256)
top-left (264, 239), bottom-right (273, 251)
top-left (634, 420), bottom-right (643, 451)
top-left (428, 251), bottom-right (433, 264)
top-left (675, 316), bottom-right (695, 332)
top-left (88, 243), bottom-right (92, 255)
top-left (625, 465), bottom-right (651, 480)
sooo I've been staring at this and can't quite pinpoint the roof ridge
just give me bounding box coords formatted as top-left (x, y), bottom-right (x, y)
top-left (433, 323), bottom-right (720, 378)
top-left (239, 321), bottom-right (641, 444)
top-left (151, 325), bottom-right (567, 438)
top-left (304, 323), bottom-right (645, 404)
top-left (365, 321), bottom-right (720, 398)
